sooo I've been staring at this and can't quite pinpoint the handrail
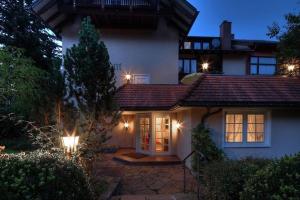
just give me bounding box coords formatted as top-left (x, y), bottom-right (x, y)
top-left (182, 150), bottom-right (207, 200)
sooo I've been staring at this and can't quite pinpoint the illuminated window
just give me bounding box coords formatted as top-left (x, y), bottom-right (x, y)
top-left (247, 114), bottom-right (265, 142)
top-left (225, 114), bottom-right (243, 142)
top-left (224, 111), bottom-right (270, 147)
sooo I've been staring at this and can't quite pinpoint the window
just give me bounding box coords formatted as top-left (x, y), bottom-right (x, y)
top-left (203, 42), bottom-right (210, 50)
top-left (194, 42), bottom-right (201, 49)
top-left (250, 56), bottom-right (276, 75)
top-left (113, 63), bottom-right (122, 71)
top-left (247, 114), bottom-right (264, 142)
top-left (178, 59), bottom-right (198, 74)
top-left (225, 114), bottom-right (243, 142)
top-left (133, 74), bottom-right (150, 84)
top-left (184, 42), bottom-right (192, 49)
top-left (224, 111), bottom-right (271, 147)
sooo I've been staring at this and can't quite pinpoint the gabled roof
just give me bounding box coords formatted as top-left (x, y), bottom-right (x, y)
top-left (115, 75), bottom-right (300, 111)
top-left (31, 0), bottom-right (198, 36)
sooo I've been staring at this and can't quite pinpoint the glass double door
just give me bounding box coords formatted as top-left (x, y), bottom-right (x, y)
top-left (139, 114), bottom-right (170, 154)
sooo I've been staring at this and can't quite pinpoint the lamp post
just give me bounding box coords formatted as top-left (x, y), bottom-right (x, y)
top-left (61, 133), bottom-right (79, 158)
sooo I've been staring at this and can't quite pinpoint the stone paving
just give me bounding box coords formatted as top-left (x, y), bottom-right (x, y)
top-left (94, 152), bottom-right (197, 196)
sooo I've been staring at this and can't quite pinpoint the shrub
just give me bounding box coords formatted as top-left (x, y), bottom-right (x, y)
top-left (192, 124), bottom-right (225, 169)
top-left (202, 158), bottom-right (270, 200)
top-left (241, 153), bottom-right (300, 200)
top-left (0, 150), bottom-right (93, 200)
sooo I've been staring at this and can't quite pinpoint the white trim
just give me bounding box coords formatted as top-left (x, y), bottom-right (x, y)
top-left (222, 109), bottom-right (272, 148)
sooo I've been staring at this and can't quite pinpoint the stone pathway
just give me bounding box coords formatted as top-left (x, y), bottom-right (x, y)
top-left (94, 152), bottom-right (197, 196)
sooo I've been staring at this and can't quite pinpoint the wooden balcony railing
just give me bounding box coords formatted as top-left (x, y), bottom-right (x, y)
top-left (60, 0), bottom-right (159, 10)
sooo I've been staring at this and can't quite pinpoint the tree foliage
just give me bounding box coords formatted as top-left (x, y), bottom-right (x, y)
top-left (63, 17), bottom-right (120, 167)
top-left (0, 48), bottom-right (49, 120)
top-left (268, 12), bottom-right (300, 76)
top-left (0, 0), bottom-right (59, 72)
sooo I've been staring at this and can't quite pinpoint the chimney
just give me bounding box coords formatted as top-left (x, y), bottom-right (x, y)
top-left (220, 20), bottom-right (232, 50)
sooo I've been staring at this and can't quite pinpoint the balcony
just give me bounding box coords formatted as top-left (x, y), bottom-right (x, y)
top-left (60, 0), bottom-right (159, 10)
top-left (58, 0), bottom-right (161, 29)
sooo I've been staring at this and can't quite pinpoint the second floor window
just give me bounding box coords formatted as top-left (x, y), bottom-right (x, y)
top-left (179, 59), bottom-right (197, 74)
top-left (250, 56), bottom-right (276, 75)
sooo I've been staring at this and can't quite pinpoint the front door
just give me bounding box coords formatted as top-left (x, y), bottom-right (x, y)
top-left (139, 116), bottom-right (151, 153)
top-left (155, 116), bottom-right (171, 153)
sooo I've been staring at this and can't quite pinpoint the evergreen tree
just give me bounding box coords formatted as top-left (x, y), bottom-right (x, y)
top-left (0, 0), bottom-right (59, 71)
top-left (64, 17), bottom-right (120, 168)
top-left (268, 12), bottom-right (300, 76)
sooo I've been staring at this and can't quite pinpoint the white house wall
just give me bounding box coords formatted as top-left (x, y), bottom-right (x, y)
top-left (61, 17), bottom-right (179, 86)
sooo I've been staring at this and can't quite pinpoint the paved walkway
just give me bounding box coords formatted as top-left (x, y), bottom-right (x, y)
top-left (94, 151), bottom-right (197, 196)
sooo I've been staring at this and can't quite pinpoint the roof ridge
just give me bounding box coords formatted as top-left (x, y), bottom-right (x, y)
top-left (176, 74), bottom-right (207, 107)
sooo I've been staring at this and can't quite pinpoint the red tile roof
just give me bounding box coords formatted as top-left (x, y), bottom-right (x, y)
top-left (182, 75), bottom-right (300, 107)
top-left (115, 84), bottom-right (190, 110)
top-left (115, 75), bottom-right (300, 110)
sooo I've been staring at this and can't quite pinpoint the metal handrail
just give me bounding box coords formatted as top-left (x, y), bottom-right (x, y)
top-left (182, 150), bottom-right (207, 200)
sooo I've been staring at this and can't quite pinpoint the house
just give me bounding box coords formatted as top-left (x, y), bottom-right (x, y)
top-left (33, 0), bottom-right (300, 165)
top-left (178, 21), bottom-right (278, 80)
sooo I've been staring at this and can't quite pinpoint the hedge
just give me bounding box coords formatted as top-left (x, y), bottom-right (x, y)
top-left (0, 150), bottom-right (93, 200)
top-left (241, 153), bottom-right (300, 200)
top-left (202, 158), bottom-right (270, 200)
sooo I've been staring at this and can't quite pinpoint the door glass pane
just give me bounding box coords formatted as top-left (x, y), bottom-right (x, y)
top-left (184, 60), bottom-right (190, 73)
top-left (140, 117), bottom-right (150, 151)
top-left (191, 60), bottom-right (197, 73)
top-left (155, 116), bottom-right (170, 152)
top-left (251, 65), bottom-right (258, 75)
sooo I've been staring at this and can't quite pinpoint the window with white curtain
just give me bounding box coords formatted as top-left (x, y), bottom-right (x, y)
top-left (224, 111), bottom-right (271, 147)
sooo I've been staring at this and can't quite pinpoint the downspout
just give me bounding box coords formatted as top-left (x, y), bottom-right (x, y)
top-left (201, 107), bottom-right (222, 126)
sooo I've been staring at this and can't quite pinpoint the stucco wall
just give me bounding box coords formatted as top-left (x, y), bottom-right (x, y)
top-left (61, 17), bottom-right (179, 86)
top-left (108, 115), bottom-right (136, 148)
top-left (189, 108), bottom-right (300, 159)
top-left (176, 109), bottom-right (193, 168)
top-left (222, 55), bottom-right (247, 75)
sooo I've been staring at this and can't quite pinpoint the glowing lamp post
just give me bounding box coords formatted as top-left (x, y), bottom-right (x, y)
top-left (62, 133), bottom-right (79, 157)
top-left (125, 73), bottom-right (132, 83)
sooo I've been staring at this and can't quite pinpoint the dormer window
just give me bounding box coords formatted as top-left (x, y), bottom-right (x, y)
top-left (250, 56), bottom-right (276, 75)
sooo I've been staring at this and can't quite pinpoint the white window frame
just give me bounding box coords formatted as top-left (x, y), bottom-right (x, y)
top-left (222, 109), bottom-right (272, 148)
top-left (132, 74), bottom-right (150, 84)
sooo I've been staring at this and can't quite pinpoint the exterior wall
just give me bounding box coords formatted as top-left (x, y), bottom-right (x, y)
top-left (222, 54), bottom-right (247, 75)
top-left (109, 115), bottom-right (136, 148)
top-left (61, 17), bottom-right (180, 86)
top-left (176, 109), bottom-right (193, 168)
top-left (189, 108), bottom-right (300, 159)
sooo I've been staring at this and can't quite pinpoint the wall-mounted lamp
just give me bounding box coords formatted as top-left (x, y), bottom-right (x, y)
top-left (202, 62), bottom-right (209, 71)
top-left (124, 121), bottom-right (129, 130)
top-left (175, 121), bottom-right (182, 130)
top-left (287, 64), bottom-right (295, 72)
top-left (125, 74), bottom-right (132, 83)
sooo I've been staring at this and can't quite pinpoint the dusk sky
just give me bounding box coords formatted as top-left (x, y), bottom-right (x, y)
top-left (188, 0), bottom-right (299, 40)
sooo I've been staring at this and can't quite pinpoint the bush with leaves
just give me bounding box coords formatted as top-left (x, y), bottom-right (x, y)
top-left (202, 158), bottom-right (270, 200)
top-left (0, 150), bottom-right (93, 200)
top-left (192, 123), bottom-right (225, 169)
top-left (241, 153), bottom-right (300, 200)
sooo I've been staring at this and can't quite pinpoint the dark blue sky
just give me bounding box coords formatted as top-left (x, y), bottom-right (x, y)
top-left (188, 0), bottom-right (299, 40)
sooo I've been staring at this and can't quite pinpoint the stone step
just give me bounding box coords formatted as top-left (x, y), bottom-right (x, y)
top-left (111, 193), bottom-right (198, 200)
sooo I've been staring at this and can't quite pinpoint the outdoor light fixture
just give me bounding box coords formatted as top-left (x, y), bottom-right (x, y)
top-left (287, 64), bottom-right (295, 72)
top-left (202, 62), bottom-right (209, 71)
top-left (125, 74), bottom-right (132, 82)
top-left (62, 131), bottom-right (79, 155)
top-left (175, 121), bottom-right (182, 129)
top-left (124, 121), bottom-right (129, 130)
